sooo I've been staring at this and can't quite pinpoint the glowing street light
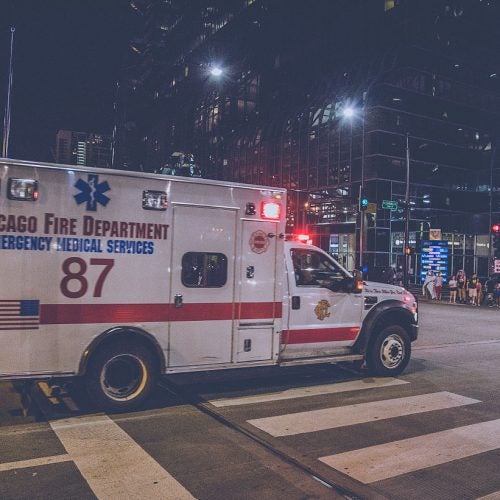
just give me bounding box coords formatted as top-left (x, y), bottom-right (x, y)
top-left (210, 66), bottom-right (223, 77)
top-left (343, 106), bottom-right (355, 119)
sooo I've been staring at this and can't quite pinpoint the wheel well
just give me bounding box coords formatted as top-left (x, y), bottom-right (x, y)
top-left (78, 328), bottom-right (165, 376)
top-left (372, 311), bottom-right (413, 338)
top-left (355, 306), bottom-right (414, 354)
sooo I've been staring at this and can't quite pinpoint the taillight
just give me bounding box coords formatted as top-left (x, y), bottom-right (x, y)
top-left (261, 201), bottom-right (281, 220)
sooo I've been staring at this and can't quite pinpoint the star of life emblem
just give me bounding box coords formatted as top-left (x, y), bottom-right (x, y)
top-left (74, 174), bottom-right (111, 211)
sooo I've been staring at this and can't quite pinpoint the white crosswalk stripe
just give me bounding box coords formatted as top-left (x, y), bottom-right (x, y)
top-left (477, 491), bottom-right (500, 500)
top-left (240, 383), bottom-right (500, 491)
top-left (247, 391), bottom-right (479, 437)
top-left (208, 377), bottom-right (408, 407)
top-left (319, 418), bottom-right (500, 484)
top-left (50, 414), bottom-right (194, 499)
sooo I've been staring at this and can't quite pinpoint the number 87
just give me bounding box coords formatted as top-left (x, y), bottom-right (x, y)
top-left (60, 257), bottom-right (115, 298)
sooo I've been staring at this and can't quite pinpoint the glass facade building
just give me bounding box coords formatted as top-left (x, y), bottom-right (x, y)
top-left (117, 0), bottom-right (500, 279)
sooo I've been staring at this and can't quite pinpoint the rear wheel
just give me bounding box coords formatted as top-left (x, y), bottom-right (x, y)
top-left (85, 340), bottom-right (157, 411)
top-left (367, 325), bottom-right (411, 376)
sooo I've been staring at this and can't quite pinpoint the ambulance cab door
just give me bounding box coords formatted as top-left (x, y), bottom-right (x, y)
top-left (281, 246), bottom-right (363, 360)
top-left (169, 205), bottom-right (237, 368)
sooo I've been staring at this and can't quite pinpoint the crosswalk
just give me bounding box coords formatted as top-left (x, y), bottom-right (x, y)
top-left (208, 377), bottom-right (500, 497)
top-left (3, 376), bottom-right (499, 499)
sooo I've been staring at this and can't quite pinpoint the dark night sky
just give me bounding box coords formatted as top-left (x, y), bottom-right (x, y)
top-left (0, 0), bottom-right (135, 162)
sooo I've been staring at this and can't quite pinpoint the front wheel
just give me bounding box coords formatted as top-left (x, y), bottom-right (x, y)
top-left (85, 340), bottom-right (157, 412)
top-left (366, 325), bottom-right (411, 376)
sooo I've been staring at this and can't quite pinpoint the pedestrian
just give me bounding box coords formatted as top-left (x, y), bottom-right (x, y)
top-left (423, 270), bottom-right (436, 300)
top-left (468, 273), bottom-right (478, 306)
top-left (485, 274), bottom-right (499, 307)
top-left (495, 282), bottom-right (500, 308)
top-left (456, 270), bottom-right (466, 304)
top-left (476, 279), bottom-right (482, 306)
top-left (395, 267), bottom-right (403, 287)
top-left (448, 275), bottom-right (457, 304)
top-left (435, 272), bottom-right (443, 301)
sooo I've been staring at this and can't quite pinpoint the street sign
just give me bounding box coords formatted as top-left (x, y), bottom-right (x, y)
top-left (382, 200), bottom-right (398, 210)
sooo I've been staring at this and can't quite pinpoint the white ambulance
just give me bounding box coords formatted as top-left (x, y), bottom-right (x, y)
top-left (0, 159), bottom-right (418, 410)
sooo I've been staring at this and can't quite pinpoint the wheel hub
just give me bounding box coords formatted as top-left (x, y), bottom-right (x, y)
top-left (100, 354), bottom-right (147, 401)
top-left (380, 334), bottom-right (404, 368)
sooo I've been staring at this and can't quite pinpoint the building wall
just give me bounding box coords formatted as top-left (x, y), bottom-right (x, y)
top-left (55, 130), bottom-right (112, 168)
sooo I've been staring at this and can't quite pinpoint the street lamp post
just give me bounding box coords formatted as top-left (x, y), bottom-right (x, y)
top-left (488, 134), bottom-right (497, 277)
top-left (403, 133), bottom-right (411, 288)
top-left (342, 106), bottom-right (364, 270)
top-left (2, 26), bottom-right (15, 158)
top-left (359, 92), bottom-right (367, 272)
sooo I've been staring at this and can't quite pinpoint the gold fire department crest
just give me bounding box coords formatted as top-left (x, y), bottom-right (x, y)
top-left (314, 299), bottom-right (331, 320)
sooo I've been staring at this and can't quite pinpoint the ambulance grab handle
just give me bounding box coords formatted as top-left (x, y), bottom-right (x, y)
top-left (174, 294), bottom-right (183, 308)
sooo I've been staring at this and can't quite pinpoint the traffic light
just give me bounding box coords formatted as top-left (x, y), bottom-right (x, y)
top-left (359, 191), bottom-right (369, 211)
top-left (493, 223), bottom-right (500, 258)
top-left (405, 247), bottom-right (413, 256)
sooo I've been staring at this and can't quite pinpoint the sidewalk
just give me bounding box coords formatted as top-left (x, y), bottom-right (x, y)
top-left (407, 284), bottom-right (498, 308)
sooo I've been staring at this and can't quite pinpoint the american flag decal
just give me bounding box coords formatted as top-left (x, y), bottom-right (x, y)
top-left (0, 300), bottom-right (40, 330)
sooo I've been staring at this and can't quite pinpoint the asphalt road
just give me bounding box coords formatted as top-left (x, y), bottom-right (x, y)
top-left (1, 302), bottom-right (500, 499)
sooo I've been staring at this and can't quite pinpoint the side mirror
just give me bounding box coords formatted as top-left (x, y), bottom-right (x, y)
top-left (349, 269), bottom-right (364, 294)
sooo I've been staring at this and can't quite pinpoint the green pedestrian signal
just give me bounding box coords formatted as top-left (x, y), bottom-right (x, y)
top-left (360, 196), bottom-right (369, 211)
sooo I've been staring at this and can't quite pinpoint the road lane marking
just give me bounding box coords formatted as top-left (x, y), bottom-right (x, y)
top-left (477, 492), bottom-right (500, 500)
top-left (50, 414), bottom-right (194, 500)
top-left (320, 418), bottom-right (500, 484)
top-left (414, 339), bottom-right (500, 350)
top-left (0, 454), bottom-right (71, 472)
top-left (247, 392), bottom-right (479, 437)
top-left (209, 377), bottom-right (409, 407)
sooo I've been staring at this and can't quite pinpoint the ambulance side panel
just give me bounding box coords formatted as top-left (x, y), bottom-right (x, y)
top-left (0, 163), bottom-right (172, 376)
top-left (0, 160), bottom-right (286, 378)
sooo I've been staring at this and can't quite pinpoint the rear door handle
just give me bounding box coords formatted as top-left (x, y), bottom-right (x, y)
top-left (174, 294), bottom-right (183, 308)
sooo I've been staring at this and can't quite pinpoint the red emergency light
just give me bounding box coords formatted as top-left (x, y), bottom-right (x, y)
top-left (492, 223), bottom-right (500, 233)
top-left (261, 201), bottom-right (281, 220)
top-left (295, 234), bottom-right (310, 243)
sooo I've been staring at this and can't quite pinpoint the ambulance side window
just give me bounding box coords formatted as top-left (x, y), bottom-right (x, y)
top-left (291, 248), bottom-right (346, 287)
top-left (181, 252), bottom-right (227, 288)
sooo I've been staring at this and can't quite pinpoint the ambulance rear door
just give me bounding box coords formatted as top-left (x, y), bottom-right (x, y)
top-left (168, 204), bottom-right (237, 368)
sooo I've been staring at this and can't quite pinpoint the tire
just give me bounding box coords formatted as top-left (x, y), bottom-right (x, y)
top-left (366, 325), bottom-right (411, 376)
top-left (85, 340), bottom-right (157, 412)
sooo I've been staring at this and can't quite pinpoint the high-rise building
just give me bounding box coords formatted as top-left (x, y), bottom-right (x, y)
top-left (117, 0), bottom-right (500, 278)
top-left (55, 130), bottom-right (112, 169)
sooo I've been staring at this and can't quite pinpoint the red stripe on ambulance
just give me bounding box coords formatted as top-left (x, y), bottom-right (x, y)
top-left (281, 327), bottom-right (360, 344)
top-left (40, 302), bottom-right (282, 325)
